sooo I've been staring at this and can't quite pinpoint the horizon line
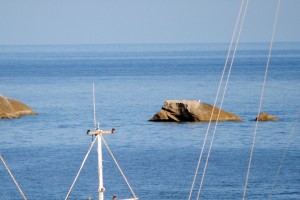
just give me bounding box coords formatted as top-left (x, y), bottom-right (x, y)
top-left (1, 41), bottom-right (300, 47)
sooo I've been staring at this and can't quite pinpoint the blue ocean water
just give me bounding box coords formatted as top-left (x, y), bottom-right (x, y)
top-left (0, 43), bottom-right (299, 200)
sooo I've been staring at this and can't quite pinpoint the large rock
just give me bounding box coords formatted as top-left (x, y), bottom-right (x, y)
top-left (150, 100), bottom-right (241, 122)
top-left (0, 95), bottom-right (37, 119)
top-left (255, 112), bottom-right (279, 121)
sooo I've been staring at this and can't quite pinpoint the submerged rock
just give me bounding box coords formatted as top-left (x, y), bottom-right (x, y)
top-left (255, 112), bottom-right (279, 121)
top-left (0, 95), bottom-right (37, 119)
top-left (150, 100), bottom-right (241, 122)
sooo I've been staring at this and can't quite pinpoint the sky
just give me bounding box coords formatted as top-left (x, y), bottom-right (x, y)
top-left (0, 0), bottom-right (299, 45)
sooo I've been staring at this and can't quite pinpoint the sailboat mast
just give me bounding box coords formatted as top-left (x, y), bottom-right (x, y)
top-left (66, 84), bottom-right (118, 200)
top-left (93, 83), bottom-right (104, 200)
top-left (98, 133), bottom-right (104, 200)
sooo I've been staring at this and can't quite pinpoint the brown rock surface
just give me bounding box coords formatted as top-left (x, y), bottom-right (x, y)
top-left (0, 95), bottom-right (37, 119)
top-left (255, 112), bottom-right (279, 121)
top-left (150, 100), bottom-right (241, 122)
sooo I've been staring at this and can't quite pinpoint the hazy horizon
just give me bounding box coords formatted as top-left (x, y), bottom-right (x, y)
top-left (1, 0), bottom-right (299, 45)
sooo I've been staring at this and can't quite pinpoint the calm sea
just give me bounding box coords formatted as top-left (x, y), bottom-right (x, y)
top-left (0, 43), bottom-right (299, 200)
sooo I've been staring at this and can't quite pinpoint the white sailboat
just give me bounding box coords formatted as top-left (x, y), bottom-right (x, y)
top-left (65, 83), bottom-right (138, 200)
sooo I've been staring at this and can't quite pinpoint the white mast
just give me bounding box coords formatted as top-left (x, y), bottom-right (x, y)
top-left (93, 83), bottom-right (104, 200)
top-left (90, 83), bottom-right (114, 200)
top-left (66, 84), bottom-right (137, 200)
top-left (97, 127), bottom-right (104, 200)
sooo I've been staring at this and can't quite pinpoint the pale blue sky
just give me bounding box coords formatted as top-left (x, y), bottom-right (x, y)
top-left (0, 0), bottom-right (299, 45)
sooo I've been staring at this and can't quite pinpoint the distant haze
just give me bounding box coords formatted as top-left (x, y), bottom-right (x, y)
top-left (0, 0), bottom-right (299, 45)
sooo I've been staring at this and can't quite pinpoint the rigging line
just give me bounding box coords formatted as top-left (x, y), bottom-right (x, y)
top-left (93, 83), bottom-right (97, 130)
top-left (0, 155), bottom-right (27, 200)
top-left (101, 135), bottom-right (138, 199)
top-left (187, 0), bottom-right (247, 199)
top-left (65, 137), bottom-right (97, 200)
top-left (196, 1), bottom-right (250, 200)
top-left (268, 110), bottom-right (299, 199)
top-left (243, 0), bottom-right (281, 199)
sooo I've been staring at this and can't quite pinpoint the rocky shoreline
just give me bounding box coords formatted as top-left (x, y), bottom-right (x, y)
top-left (0, 95), bottom-right (37, 119)
top-left (150, 100), bottom-right (278, 122)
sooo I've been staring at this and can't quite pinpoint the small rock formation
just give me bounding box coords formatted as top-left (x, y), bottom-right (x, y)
top-left (255, 112), bottom-right (279, 121)
top-left (150, 100), bottom-right (242, 122)
top-left (0, 95), bottom-right (37, 119)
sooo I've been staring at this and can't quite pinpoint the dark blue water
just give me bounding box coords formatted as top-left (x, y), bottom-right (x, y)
top-left (0, 43), bottom-right (299, 200)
